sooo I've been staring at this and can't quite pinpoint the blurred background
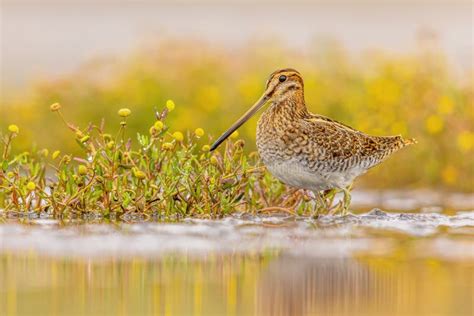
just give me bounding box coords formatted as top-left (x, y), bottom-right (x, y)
top-left (1, 0), bottom-right (473, 191)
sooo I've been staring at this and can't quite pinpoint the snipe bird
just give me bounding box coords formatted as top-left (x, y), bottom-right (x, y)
top-left (210, 68), bottom-right (416, 211)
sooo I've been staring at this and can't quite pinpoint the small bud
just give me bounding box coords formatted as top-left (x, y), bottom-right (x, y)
top-left (78, 165), bottom-right (88, 175)
top-left (41, 149), bottom-right (49, 158)
top-left (50, 102), bottom-right (61, 112)
top-left (75, 130), bottom-right (84, 138)
top-left (172, 131), bottom-right (184, 142)
top-left (63, 155), bottom-right (71, 165)
top-left (8, 124), bottom-right (19, 134)
top-left (102, 133), bottom-right (112, 141)
top-left (52, 150), bottom-right (61, 160)
top-left (194, 128), bottom-right (205, 137)
top-left (166, 100), bottom-right (175, 112)
top-left (234, 139), bottom-right (245, 150)
top-left (7, 172), bottom-right (14, 178)
top-left (118, 108), bottom-right (131, 117)
top-left (154, 120), bottom-right (164, 131)
top-left (162, 142), bottom-right (174, 150)
top-left (201, 144), bottom-right (210, 152)
top-left (230, 130), bottom-right (239, 139)
top-left (120, 121), bottom-right (127, 127)
top-left (80, 135), bottom-right (90, 143)
top-left (26, 181), bottom-right (36, 191)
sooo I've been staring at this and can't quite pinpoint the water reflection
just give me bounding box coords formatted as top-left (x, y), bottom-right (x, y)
top-left (1, 253), bottom-right (472, 316)
top-left (258, 256), bottom-right (473, 316)
top-left (1, 210), bottom-right (473, 316)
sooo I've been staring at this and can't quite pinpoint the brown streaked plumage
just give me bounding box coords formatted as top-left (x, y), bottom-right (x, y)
top-left (211, 68), bottom-right (416, 208)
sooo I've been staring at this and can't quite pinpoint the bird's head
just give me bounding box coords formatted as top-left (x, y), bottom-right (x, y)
top-left (264, 68), bottom-right (304, 101)
top-left (210, 68), bottom-right (304, 151)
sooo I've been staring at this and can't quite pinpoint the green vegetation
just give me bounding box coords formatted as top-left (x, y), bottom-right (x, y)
top-left (1, 103), bottom-right (322, 220)
top-left (1, 41), bottom-right (472, 191)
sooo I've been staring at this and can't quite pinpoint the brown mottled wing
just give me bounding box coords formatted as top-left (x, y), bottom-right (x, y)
top-left (309, 114), bottom-right (360, 132)
top-left (302, 117), bottom-right (406, 162)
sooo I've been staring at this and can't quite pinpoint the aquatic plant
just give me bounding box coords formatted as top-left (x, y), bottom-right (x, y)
top-left (0, 103), bottom-right (325, 220)
top-left (1, 40), bottom-right (472, 191)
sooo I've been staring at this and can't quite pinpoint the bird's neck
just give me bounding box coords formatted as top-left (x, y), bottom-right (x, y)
top-left (268, 89), bottom-right (309, 120)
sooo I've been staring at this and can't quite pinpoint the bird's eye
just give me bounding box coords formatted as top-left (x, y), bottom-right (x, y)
top-left (279, 75), bottom-right (287, 83)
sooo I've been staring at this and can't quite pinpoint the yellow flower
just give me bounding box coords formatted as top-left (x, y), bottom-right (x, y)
top-left (162, 142), bottom-right (174, 150)
top-left (172, 131), bottom-right (184, 142)
top-left (425, 115), bottom-right (444, 134)
top-left (50, 102), bottom-right (62, 112)
top-left (210, 155), bottom-right (219, 165)
top-left (166, 99), bottom-right (175, 112)
top-left (26, 181), bottom-right (36, 191)
top-left (118, 108), bottom-right (131, 117)
top-left (154, 120), bottom-right (164, 131)
top-left (52, 150), bottom-right (61, 159)
top-left (7, 172), bottom-right (14, 178)
top-left (201, 144), bottom-right (210, 152)
top-left (230, 130), bottom-right (239, 139)
top-left (133, 168), bottom-right (146, 179)
top-left (456, 131), bottom-right (474, 152)
top-left (194, 128), bottom-right (205, 137)
top-left (441, 165), bottom-right (457, 185)
top-left (106, 141), bottom-right (115, 149)
top-left (437, 95), bottom-right (454, 115)
top-left (8, 124), bottom-right (19, 134)
top-left (78, 165), bottom-right (88, 175)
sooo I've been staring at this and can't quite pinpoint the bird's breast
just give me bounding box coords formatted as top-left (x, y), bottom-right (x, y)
top-left (264, 159), bottom-right (361, 191)
top-left (256, 114), bottom-right (367, 191)
top-left (256, 114), bottom-right (286, 166)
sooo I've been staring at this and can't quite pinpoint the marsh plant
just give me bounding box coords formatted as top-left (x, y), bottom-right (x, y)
top-left (0, 102), bottom-right (327, 221)
top-left (3, 41), bottom-right (472, 191)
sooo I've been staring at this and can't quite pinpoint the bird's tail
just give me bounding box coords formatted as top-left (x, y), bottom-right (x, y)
top-left (402, 137), bottom-right (418, 146)
top-left (366, 135), bottom-right (417, 169)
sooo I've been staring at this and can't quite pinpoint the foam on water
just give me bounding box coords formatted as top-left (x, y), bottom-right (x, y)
top-left (1, 210), bottom-right (473, 261)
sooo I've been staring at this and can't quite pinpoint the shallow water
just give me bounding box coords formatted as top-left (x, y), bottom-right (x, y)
top-left (1, 205), bottom-right (473, 316)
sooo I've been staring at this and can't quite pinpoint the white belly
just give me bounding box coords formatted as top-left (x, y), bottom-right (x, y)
top-left (265, 160), bottom-right (364, 191)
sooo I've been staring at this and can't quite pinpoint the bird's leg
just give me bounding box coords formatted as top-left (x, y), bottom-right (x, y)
top-left (341, 184), bottom-right (353, 214)
top-left (307, 190), bottom-right (324, 218)
top-left (305, 190), bottom-right (317, 200)
top-left (281, 187), bottom-right (300, 208)
top-left (321, 189), bottom-right (338, 209)
top-left (290, 189), bottom-right (307, 212)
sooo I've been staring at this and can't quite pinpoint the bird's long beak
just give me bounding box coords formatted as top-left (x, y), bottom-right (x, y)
top-left (210, 87), bottom-right (272, 151)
